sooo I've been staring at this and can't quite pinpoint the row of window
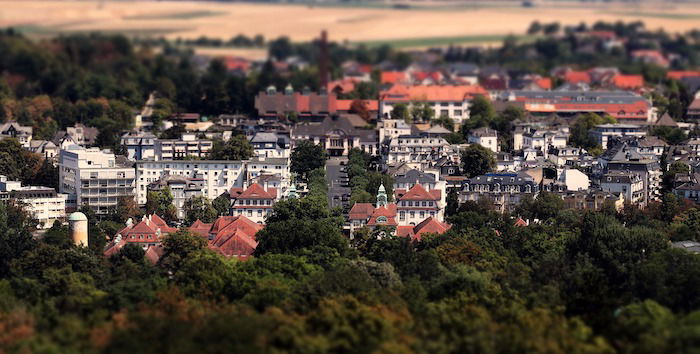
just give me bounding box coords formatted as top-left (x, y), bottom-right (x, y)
top-left (236, 199), bottom-right (273, 206)
top-left (398, 210), bottom-right (436, 220)
top-left (398, 200), bottom-right (435, 207)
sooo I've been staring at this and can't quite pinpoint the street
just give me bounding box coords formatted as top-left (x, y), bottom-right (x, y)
top-left (326, 157), bottom-right (351, 210)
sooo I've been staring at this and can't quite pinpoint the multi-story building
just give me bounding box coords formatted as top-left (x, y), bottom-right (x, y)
top-left (249, 132), bottom-right (290, 159)
top-left (135, 160), bottom-right (246, 205)
top-left (605, 158), bottom-right (661, 205)
top-left (58, 146), bottom-right (135, 214)
top-left (518, 129), bottom-right (568, 152)
top-left (229, 183), bottom-right (278, 224)
top-left (590, 124), bottom-right (647, 148)
top-left (498, 90), bottom-right (654, 123)
top-left (53, 123), bottom-right (99, 148)
top-left (0, 175), bottom-right (66, 229)
top-left (134, 157), bottom-right (290, 207)
top-left (121, 131), bottom-right (157, 160)
top-left (378, 119), bottom-right (412, 144)
top-left (379, 84), bottom-right (489, 124)
top-left (27, 140), bottom-right (58, 160)
top-left (385, 134), bottom-right (452, 167)
top-left (291, 115), bottom-right (378, 157)
top-left (148, 175), bottom-right (206, 220)
top-left (459, 173), bottom-right (540, 213)
top-left (600, 172), bottom-right (645, 205)
top-left (156, 133), bottom-right (213, 160)
top-left (468, 127), bottom-right (499, 153)
top-left (395, 183), bottom-right (443, 226)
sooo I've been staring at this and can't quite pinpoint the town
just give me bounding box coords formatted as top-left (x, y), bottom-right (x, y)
top-left (2, 13), bottom-right (700, 353)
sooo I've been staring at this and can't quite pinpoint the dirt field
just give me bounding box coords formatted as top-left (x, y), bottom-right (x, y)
top-left (2, 0), bottom-right (700, 49)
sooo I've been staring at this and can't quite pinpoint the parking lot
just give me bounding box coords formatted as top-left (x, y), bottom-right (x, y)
top-left (326, 157), bottom-right (351, 210)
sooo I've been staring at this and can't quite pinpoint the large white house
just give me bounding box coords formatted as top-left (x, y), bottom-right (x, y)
top-left (0, 176), bottom-right (67, 229)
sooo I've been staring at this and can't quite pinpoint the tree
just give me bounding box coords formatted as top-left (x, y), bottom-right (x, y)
top-left (391, 103), bottom-right (410, 121)
top-left (209, 134), bottom-right (254, 161)
top-left (460, 145), bottom-right (496, 178)
top-left (212, 193), bottom-right (230, 216)
top-left (183, 196), bottom-right (218, 225)
top-left (349, 99), bottom-right (371, 122)
top-left (290, 140), bottom-right (327, 182)
top-left (410, 102), bottom-right (435, 123)
top-left (111, 196), bottom-right (141, 224)
top-left (662, 161), bottom-right (689, 192)
top-left (145, 187), bottom-right (177, 222)
top-left (434, 115), bottom-right (455, 132)
top-left (569, 113), bottom-right (616, 150)
top-left (159, 229), bottom-right (207, 273)
top-left (446, 189), bottom-right (459, 217)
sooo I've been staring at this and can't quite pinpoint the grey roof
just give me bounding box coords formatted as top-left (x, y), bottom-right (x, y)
top-left (601, 172), bottom-right (641, 184)
top-left (671, 241), bottom-right (700, 254)
top-left (513, 90), bottom-right (648, 105)
top-left (467, 173), bottom-right (537, 186)
top-left (469, 127), bottom-right (498, 137)
top-left (292, 115), bottom-right (377, 143)
top-left (394, 169), bottom-right (436, 184)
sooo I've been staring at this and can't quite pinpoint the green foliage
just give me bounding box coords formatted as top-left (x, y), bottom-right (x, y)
top-left (651, 126), bottom-right (687, 145)
top-left (145, 187), bottom-right (177, 222)
top-left (209, 134), bottom-right (254, 160)
top-left (212, 193), bottom-right (231, 217)
top-left (390, 103), bottom-right (410, 121)
top-left (183, 195), bottom-right (218, 225)
top-left (290, 140), bottom-right (328, 182)
top-left (460, 144), bottom-right (496, 178)
top-left (569, 113), bottom-right (616, 150)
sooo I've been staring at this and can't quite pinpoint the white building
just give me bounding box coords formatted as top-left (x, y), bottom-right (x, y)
top-left (600, 172), bottom-right (645, 204)
top-left (134, 157), bottom-right (290, 206)
top-left (230, 183), bottom-right (279, 224)
top-left (517, 129), bottom-right (568, 151)
top-left (58, 146), bottom-right (136, 214)
top-left (249, 132), bottom-right (290, 159)
top-left (468, 127), bottom-right (499, 153)
top-left (0, 176), bottom-right (66, 229)
top-left (379, 84), bottom-right (488, 125)
top-left (378, 119), bottom-right (412, 144)
top-left (156, 133), bottom-right (213, 160)
top-left (121, 131), bottom-right (157, 160)
top-left (590, 124), bottom-right (646, 148)
top-left (0, 121), bottom-right (32, 147)
top-left (557, 168), bottom-right (590, 191)
top-left (385, 135), bottom-right (452, 167)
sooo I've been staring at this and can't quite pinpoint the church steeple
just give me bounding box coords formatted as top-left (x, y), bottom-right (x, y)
top-left (376, 183), bottom-right (388, 207)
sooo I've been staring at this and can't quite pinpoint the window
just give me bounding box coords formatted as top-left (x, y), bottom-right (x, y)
top-left (440, 110), bottom-right (449, 116)
top-left (377, 216), bottom-right (388, 224)
top-left (454, 110), bottom-right (462, 116)
top-left (247, 210), bottom-right (252, 217)
top-left (399, 211), bottom-right (405, 220)
top-left (410, 211), bottom-right (415, 218)
top-left (258, 210), bottom-right (263, 217)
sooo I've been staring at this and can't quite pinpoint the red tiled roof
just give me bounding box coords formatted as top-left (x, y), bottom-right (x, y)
top-left (237, 183), bottom-right (277, 200)
top-left (381, 71), bottom-right (408, 84)
top-left (413, 71), bottom-right (443, 82)
top-left (367, 204), bottom-right (398, 226)
top-left (514, 217), bottom-right (528, 227)
top-left (380, 84), bottom-right (488, 102)
top-left (328, 78), bottom-right (359, 94)
top-left (145, 245), bottom-right (165, 264)
top-left (667, 71), bottom-right (700, 80)
top-left (395, 184), bottom-right (441, 201)
top-left (563, 71), bottom-right (591, 84)
top-left (223, 56), bottom-right (250, 72)
top-left (535, 77), bottom-right (552, 90)
top-left (208, 215), bottom-right (263, 258)
top-left (396, 217), bottom-right (451, 240)
top-left (612, 74), bottom-right (644, 89)
top-left (336, 99), bottom-right (379, 112)
top-left (189, 219), bottom-right (213, 237)
top-left (349, 203), bottom-right (375, 220)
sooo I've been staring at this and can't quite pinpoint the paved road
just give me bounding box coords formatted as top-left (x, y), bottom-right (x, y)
top-left (326, 157), bottom-right (351, 210)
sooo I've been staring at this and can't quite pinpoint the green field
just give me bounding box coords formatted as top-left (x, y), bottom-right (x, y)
top-left (124, 10), bottom-right (228, 20)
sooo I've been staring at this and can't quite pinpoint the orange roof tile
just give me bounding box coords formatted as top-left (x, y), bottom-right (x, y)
top-left (395, 184), bottom-right (441, 201)
top-left (396, 217), bottom-right (451, 240)
top-left (563, 71), bottom-right (591, 84)
top-left (380, 84), bottom-right (488, 102)
top-left (381, 71), bottom-right (408, 84)
top-left (612, 74), bottom-right (644, 89)
top-left (349, 203), bottom-right (375, 220)
top-left (336, 99), bottom-right (379, 111)
top-left (667, 71), bottom-right (700, 80)
top-left (237, 183), bottom-right (277, 199)
top-left (367, 204), bottom-right (398, 226)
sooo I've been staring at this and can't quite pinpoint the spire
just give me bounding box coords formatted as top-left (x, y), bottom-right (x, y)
top-left (376, 183), bottom-right (388, 207)
top-left (287, 184), bottom-right (298, 199)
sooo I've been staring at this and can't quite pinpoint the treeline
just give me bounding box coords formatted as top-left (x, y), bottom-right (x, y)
top-left (4, 173), bottom-right (700, 351)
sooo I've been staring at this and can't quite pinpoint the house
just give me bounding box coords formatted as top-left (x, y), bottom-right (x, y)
top-left (121, 131), bottom-right (157, 160)
top-left (385, 134), bottom-right (452, 168)
top-left (687, 97), bottom-right (700, 121)
top-left (468, 127), bottom-right (499, 153)
top-left (53, 123), bottom-right (98, 148)
top-left (605, 158), bottom-right (661, 205)
top-left (249, 132), bottom-right (291, 159)
top-left (114, 214), bottom-right (177, 249)
top-left (378, 119), bottom-right (412, 144)
top-left (589, 124), bottom-right (646, 148)
top-left (379, 84), bottom-right (489, 124)
top-left (631, 50), bottom-right (669, 68)
top-left (291, 115), bottom-right (378, 157)
top-left (207, 215), bottom-right (264, 259)
top-left (459, 173), bottom-right (540, 213)
top-left (600, 172), bottom-right (645, 205)
top-left (27, 140), bottom-right (58, 160)
top-left (148, 175), bottom-right (206, 220)
top-left (556, 168), bottom-right (590, 191)
top-left (610, 74), bottom-right (644, 90)
top-left (0, 175), bottom-right (66, 229)
top-left (254, 85), bottom-right (340, 120)
top-left (229, 183), bottom-right (278, 224)
top-left (395, 217), bottom-right (451, 241)
top-left (395, 183), bottom-right (443, 226)
top-left (0, 121), bottom-right (32, 147)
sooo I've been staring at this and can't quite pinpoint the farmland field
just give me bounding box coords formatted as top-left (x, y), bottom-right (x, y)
top-left (2, 0), bottom-right (700, 51)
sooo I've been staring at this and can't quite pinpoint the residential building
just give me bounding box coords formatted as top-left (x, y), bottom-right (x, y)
top-left (459, 173), bottom-right (540, 213)
top-left (379, 84), bottom-right (489, 124)
top-left (121, 131), bottom-right (157, 160)
top-left (113, 214), bottom-right (177, 249)
top-left (590, 124), bottom-right (647, 148)
top-left (58, 146), bottom-right (135, 214)
top-left (291, 115), bottom-right (378, 156)
top-left (558, 190), bottom-right (625, 211)
top-left (249, 132), bottom-right (290, 159)
top-left (27, 140), bottom-right (58, 160)
top-left (385, 134), bottom-right (452, 168)
top-left (0, 121), bottom-right (32, 147)
top-left (155, 133), bottom-right (213, 160)
top-left (600, 172), bottom-right (645, 205)
top-left (53, 123), bottom-right (98, 148)
top-left (148, 175), bottom-right (206, 220)
top-left (378, 119), bottom-right (412, 144)
top-left (254, 85), bottom-right (377, 120)
top-left (0, 175), bottom-right (66, 229)
top-left (557, 168), bottom-right (590, 191)
top-left (468, 127), bottom-right (499, 153)
top-left (687, 97), bottom-right (700, 121)
top-left (605, 158), bottom-right (661, 205)
top-left (395, 183), bottom-right (443, 226)
top-left (229, 183), bottom-right (278, 224)
top-left (517, 129), bottom-right (568, 152)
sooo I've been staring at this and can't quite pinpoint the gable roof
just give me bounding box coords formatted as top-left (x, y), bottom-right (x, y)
top-left (396, 217), bottom-right (451, 240)
top-left (208, 215), bottom-right (263, 258)
top-left (236, 183), bottom-right (277, 199)
top-left (654, 112), bottom-right (678, 128)
top-left (612, 74), bottom-right (644, 89)
top-left (395, 183), bottom-right (441, 201)
top-left (367, 204), bottom-right (398, 226)
top-left (349, 203), bottom-right (375, 220)
top-left (189, 219), bottom-right (213, 237)
top-left (380, 84), bottom-right (488, 102)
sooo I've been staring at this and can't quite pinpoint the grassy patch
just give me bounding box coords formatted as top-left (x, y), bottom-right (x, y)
top-left (124, 10), bottom-right (228, 20)
top-left (12, 25), bottom-right (188, 38)
top-left (352, 34), bottom-right (537, 49)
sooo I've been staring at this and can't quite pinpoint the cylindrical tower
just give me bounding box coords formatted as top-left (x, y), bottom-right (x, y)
top-left (68, 212), bottom-right (88, 247)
